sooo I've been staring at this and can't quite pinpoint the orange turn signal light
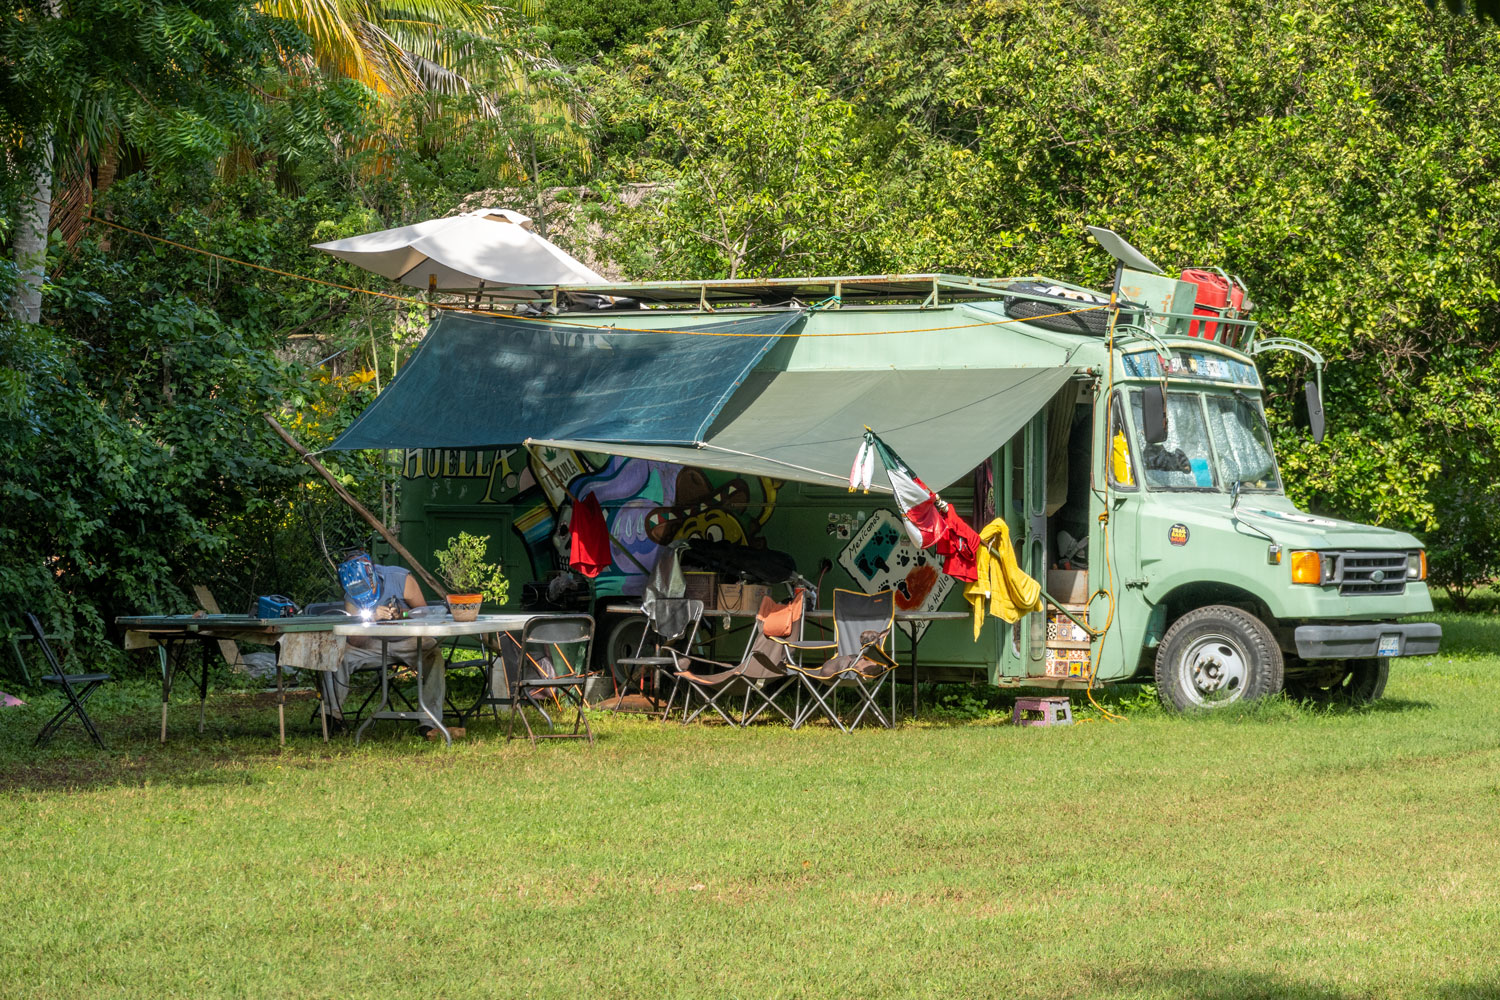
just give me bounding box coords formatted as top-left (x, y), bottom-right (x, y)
top-left (1290, 550), bottom-right (1322, 585)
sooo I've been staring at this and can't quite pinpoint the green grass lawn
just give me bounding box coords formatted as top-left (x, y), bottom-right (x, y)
top-left (2, 612), bottom-right (1498, 999)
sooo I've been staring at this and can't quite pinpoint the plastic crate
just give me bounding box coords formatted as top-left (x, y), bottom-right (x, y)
top-left (683, 571), bottom-right (717, 610)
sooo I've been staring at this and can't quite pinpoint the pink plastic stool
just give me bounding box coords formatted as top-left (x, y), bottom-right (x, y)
top-left (1012, 696), bottom-right (1073, 727)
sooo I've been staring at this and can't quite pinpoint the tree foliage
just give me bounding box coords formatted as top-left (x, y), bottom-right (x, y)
top-left (591, 0), bottom-right (1500, 602)
top-left (5, 0), bottom-right (1500, 664)
top-left (0, 0), bottom-right (297, 188)
top-left (537, 0), bottom-right (727, 64)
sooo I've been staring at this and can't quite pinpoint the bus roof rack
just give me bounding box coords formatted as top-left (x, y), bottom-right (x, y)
top-left (544, 273), bottom-right (1079, 309)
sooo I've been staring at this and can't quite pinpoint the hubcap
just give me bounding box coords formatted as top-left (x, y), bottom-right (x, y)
top-left (1178, 632), bottom-right (1249, 707)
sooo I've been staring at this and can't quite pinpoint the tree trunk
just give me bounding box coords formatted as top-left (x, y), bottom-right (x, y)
top-left (96, 139), bottom-right (120, 252)
top-left (10, 135), bottom-right (55, 325)
top-left (96, 140), bottom-right (119, 197)
top-left (12, 0), bottom-right (62, 321)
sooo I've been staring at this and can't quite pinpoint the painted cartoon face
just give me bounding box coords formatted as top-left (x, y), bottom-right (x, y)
top-left (643, 470), bottom-right (755, 546)
top-left (673, 509), bottom-right (747, 545)
top-left (550, 504), bottom-right (572, 560)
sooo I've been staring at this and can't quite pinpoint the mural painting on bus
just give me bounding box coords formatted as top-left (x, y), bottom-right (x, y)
top-left (836, 509), bottom-right (954, 641)
top-left (563, 460), bottom-right (780, 597)
top-left (401, 446), bottom-right (781, 597)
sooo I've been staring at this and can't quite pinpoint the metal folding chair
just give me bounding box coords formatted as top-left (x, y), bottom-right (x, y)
top-left (506, 615), bottom-right (596, 746)
top-left (612, 598), bottom-right (705, 716)
top-left (24, 613), bottom-right (112, 749)
top-left (778, 589), bottom-right (897, 731)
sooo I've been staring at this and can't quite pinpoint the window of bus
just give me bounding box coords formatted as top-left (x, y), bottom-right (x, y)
top-left (1108, 394), bottom-right (1138, 490)
top-left (1127, 391), bottom-right (1218, 491)
top-left (1205, 391), bottom-right (1282, 493)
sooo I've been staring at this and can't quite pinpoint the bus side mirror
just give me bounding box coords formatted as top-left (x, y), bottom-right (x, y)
top-left (1305, 380), bottom-right (1325, 444)
top-left (1141, 384), bottom-right (1168, 444)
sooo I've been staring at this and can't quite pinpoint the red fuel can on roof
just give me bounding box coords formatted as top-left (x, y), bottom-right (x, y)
top-left (1179, 268), bottom-right (1246, 343)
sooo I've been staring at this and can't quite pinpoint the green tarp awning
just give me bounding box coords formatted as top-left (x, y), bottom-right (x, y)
top-left (331, 307), bottom-right (1078, 491)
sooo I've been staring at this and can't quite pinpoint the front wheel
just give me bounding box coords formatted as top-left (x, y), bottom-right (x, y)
top-left (1155, 605), bottom-right (1284, 711)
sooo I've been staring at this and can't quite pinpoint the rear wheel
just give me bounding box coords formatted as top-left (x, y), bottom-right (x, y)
top-left (603, 616), bottom-right (647, 690)
top-left (1154, 605), bottom-right (1284, 711)
top-left (1286, 658), bottom-right (1389, 705)
top-left (603, 614), bottom-right (717, 693)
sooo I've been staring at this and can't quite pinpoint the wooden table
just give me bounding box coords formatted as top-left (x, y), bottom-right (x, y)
top-left (117, 614), bottom-right (350, 745)
top-left (604, 603), bottom-right (969, 718)
top-left (334, 614), bottom-right (551, 747)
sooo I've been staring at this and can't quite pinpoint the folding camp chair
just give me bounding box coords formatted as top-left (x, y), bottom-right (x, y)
top-left (666, 627), bottom-right (795, 726)
top-left (739, 589), bottom-right (808, 725)
top-left (506, 615), bottom-right (596, 745)
top-left (24, 613), bottom-right (112, 749)
top-left (779, 589), bottom-right (898, 732)
top-left (611, 598), bottom-right (704, 715)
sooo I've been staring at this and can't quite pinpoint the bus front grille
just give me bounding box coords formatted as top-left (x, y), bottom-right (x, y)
top-left (1333, 552), bottom-right (1408, 597)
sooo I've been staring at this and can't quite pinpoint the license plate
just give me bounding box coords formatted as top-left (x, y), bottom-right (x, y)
top-left (1377, 634), bottom-right (1401, 658)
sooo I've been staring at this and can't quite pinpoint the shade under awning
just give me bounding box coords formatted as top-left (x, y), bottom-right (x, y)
top-left (330, 307), bottom-right (1078, 492)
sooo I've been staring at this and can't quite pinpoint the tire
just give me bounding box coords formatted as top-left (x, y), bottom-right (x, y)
top-left (1286, 658), bottom-right (1389, 706)
top-left (1154, 605), bottom-right (1284, 711)
top-left (603, 616), bottom-right (647, 688)
top-left (603, 614), bottom-right (717, 690)
top-left (1001, 282), bottom-right (1139, 337)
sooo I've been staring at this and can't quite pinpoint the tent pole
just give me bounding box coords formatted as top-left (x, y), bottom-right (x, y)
top-left (264, 415), bottom-right (447, 598)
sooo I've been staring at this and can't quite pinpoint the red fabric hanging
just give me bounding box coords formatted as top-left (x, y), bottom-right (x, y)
top-left (936, 505), bottom-right (982, 583)
top-left (569, 492), bottom-right (611, 578)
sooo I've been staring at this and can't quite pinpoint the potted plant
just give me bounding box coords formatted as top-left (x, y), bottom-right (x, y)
top-left (433, 532), bottom-right (509, 622)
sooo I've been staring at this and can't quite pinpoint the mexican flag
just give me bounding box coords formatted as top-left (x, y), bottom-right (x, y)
top-left (850, 429), bottom-right (949, 548)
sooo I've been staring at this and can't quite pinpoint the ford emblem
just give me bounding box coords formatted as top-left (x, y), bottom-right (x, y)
top-left (1370, 569), bottom-right (1385, 584)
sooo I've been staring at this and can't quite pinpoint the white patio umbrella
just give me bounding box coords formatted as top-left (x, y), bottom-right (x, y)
top-left (312, 208), bottom-right (607, 296)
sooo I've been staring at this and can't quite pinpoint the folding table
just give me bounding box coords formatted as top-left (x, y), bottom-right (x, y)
top-left (117, 614), bottom-right (350, 745)
top-left (334, 614), bottom-right (559, 747)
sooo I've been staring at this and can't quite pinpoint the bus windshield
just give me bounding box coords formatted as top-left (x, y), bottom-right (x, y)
top-left (1127, 391), bottom-right (1219, 491)
top-left (1205, 391), bottom-right (1282, 493)
top-left (1127, 389), bottom-right (1282, 494)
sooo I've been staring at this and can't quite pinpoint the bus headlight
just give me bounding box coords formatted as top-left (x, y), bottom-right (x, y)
top-left (1290, 550), bottom-right (1322, 584)
top-left (1407, 551), bottom-right (1427, 581)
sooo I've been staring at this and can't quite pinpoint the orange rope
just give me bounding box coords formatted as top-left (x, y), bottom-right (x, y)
top-left (83, 214), bottom-right (1108, 339)
top-left (1084, 290), bottom-right (1126, 723)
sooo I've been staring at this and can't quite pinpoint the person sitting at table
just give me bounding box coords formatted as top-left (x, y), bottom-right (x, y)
top-left (324, 550), bottom-right (445, 731)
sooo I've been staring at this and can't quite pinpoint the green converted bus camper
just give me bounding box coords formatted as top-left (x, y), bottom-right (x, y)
top-left (333, 231), bottom-right (1440, 709)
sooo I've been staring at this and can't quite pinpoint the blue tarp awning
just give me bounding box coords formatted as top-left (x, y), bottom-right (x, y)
top-left (329, 310), bottom-right (801, 452)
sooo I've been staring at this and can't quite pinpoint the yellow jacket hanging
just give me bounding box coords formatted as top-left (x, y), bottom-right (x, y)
top-left (964, 518), bottom-right (1043, 638)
